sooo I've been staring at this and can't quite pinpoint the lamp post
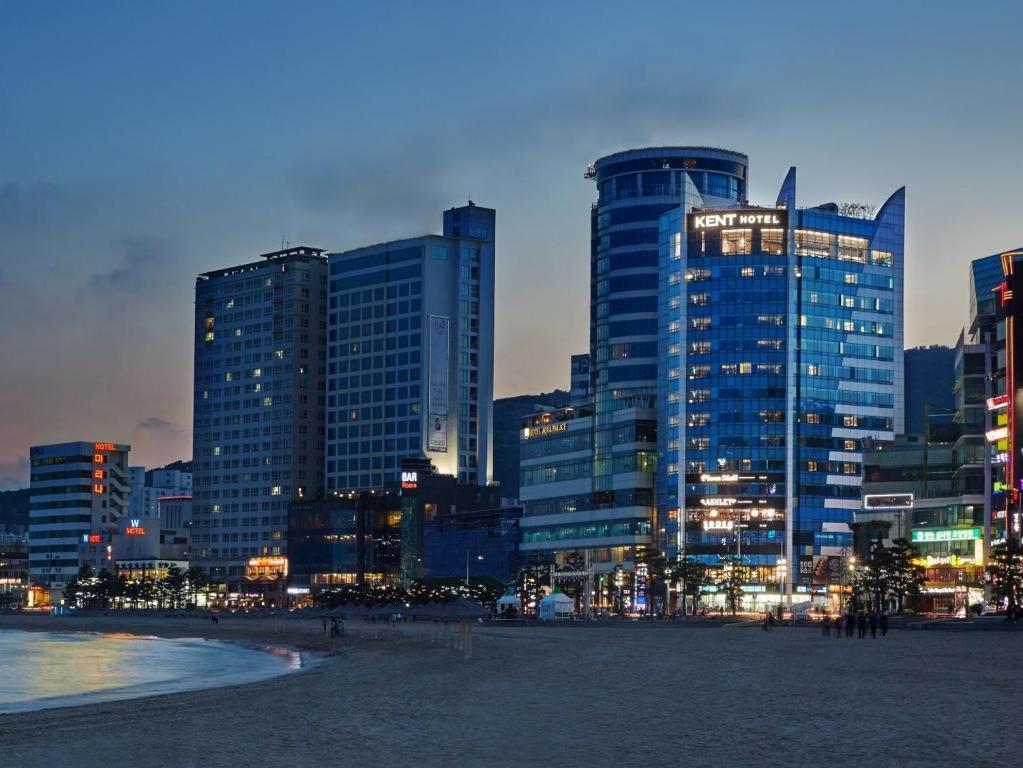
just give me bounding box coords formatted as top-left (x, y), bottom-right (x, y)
top-left (465, 549), bottom-right (483, 588)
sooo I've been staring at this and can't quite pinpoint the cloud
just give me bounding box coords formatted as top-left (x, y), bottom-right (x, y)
top-left (0, 181), bottom-right (85, 233)
top-left (137, 416), bottom-right (173, 431)
top-left (291, 141), bottom-right (453, 239)
top-left (0, 457), bottom-right (30, 491)
top-left (89, 235), bottom-right (174, 292)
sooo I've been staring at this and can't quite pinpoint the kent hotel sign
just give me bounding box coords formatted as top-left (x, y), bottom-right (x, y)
top-left (687, 208), bottom-right (788, 230)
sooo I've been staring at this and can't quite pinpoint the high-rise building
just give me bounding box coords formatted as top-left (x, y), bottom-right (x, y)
top-left (658, 166), bottom-right (904, 609)
top-left (28, 441), bottom-right (130, 600)
top-left (191, 246), bottom-right (328, 591)
top-left (588, 148), bottom-right (748, 480)
top-left (324, 203), bottom-right (495, 491)
top-left (569, 353), bottom-right (591, 406)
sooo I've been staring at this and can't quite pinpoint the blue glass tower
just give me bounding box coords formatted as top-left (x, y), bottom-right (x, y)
top-left (589, 147), bottom-right (748, 510)
top-left (658, 167), bottom-right (904, 608)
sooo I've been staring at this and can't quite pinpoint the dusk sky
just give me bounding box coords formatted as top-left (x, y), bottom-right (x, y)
top-left (2, 2), bottom-right (1021, 487)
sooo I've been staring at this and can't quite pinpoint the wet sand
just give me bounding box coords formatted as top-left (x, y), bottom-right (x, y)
top-left (1, 613), bottom-right (1020, 767)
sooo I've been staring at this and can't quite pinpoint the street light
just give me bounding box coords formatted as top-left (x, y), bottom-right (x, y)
top-left (465, 549), bottom-right (484, 587)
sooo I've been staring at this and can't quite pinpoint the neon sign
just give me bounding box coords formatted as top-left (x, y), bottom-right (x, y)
top-left (94, 442), bottom-right (116, 451)
top-left (522, 422), bottom-right (568, 439)
top-left (688, 209), bottom-right (788, 230)
top-left (400, 471), bottom-right (418, 490)
top-left (911, 527), bottom-right (981, 543)
top-left (124, 519), bottom-right (146, 535)
top-left (987, 395), bottom-right (1009, 411)
top-left (986, 427), bottom-right (1008, 443)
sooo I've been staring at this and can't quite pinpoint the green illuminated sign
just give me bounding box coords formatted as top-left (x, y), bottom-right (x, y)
top-left (911, 528), bottom-right (981, 543)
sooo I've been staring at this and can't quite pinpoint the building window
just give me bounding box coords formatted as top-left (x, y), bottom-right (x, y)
top-left (761, 229), bottom-right (784, 255)
top-left (721, 229), bottom-right (752, 255)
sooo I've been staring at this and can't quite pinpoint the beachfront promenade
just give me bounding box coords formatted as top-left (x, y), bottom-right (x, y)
top-left (1, 612), bottom-right (1020, 767)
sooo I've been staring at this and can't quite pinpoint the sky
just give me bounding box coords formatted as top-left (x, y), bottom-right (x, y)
top-left (1, 1), bottom-right (1021, 488)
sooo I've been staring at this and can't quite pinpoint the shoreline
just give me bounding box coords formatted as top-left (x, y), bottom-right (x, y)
top-left (3, 613), bottom-right (1022, 767)
top-left (0, 614), bottom-right (325, 715)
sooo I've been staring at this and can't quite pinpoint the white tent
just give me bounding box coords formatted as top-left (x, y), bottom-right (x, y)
top-left (496, 593), bottom-right (520, 614)
top-left (538, 591), bottom-right (574, 621)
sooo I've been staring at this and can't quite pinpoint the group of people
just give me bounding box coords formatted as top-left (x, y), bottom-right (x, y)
top-left (822, 610), bottom-right (888, 638)
top-left (321, 616), bottom-right (343, 638)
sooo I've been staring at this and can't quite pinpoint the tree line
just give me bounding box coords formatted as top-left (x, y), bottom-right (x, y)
top-left (62, 564), bottom-right (211, 610)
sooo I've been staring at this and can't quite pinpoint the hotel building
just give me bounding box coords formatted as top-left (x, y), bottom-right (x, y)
top-left (324, 203), bottom-right (495, 491)
top-left (191, 246), bottom-right (328, 591)
top-left (658, 165), bottom-right (904, 607)
top-left (28, 441), bottom-right (131, 600)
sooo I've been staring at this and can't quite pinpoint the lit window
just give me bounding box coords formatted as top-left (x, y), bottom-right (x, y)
top-left (721, 229), bottom-right (752, 255)
top-left (871, 250), bottom-right (893, 267)
top-left (761, 229), bottom-right (785, 255)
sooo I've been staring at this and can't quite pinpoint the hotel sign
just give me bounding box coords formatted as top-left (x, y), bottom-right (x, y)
top-left (523, 422), bottom-right (568, 439)
top-left (687, 209), bottom-right (788, 231)
top-left (863, 493), bottom-right (913, 510)
top-left (911, 528), bottom-right (982, 543)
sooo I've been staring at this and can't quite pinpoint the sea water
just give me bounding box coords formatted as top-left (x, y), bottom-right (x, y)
top-left (0, 629), bottom-right (300, 714)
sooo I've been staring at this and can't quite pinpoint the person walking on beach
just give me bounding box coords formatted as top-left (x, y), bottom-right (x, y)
top-left (879, 612), bottom-right (889, 637)
top-left (762, 612), bottom-right (771, 631)
top-left (845, 610), bottom-right (855, 638)
top-left (869, 611), bottom-right (878, 638)
top-left (857, 611), bottom-right (867, 639)
top-left (322, 616), bottom-right (328, 634)
top-left (822, 614), bottom-right (831, 637)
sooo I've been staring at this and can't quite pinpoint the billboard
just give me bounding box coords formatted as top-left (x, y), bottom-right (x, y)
top-left (427, 315), bottom-right (449, 452)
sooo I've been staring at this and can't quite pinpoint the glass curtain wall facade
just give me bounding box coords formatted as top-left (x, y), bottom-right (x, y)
top-left (590, 147), bottom-right (748, 494)
top-left (658, 167), bottom-right (905, 602)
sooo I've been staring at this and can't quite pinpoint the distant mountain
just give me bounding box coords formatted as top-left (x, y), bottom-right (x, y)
top-left (904, 345), bottom-right (956, 435)
top-left (0, 488), bottom-right (29, 533)
top-left (493, 390), bottom-right (570, 499)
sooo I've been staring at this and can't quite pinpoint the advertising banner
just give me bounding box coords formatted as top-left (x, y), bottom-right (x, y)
top-left (428, 315), bottom-right (449, 452)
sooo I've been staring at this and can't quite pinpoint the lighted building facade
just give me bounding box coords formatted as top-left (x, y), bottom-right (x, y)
top-left (191, 246), bottom-right (328, 590)
top-left (657, 167), bottom-right (905, 606)
top-left (28, 441), bottom-right (131, 600)
top-left (324, 203), bottom-right (495, 491)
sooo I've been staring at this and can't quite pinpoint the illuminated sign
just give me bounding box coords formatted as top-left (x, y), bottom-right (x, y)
top-left (93, 454), bottom-right (106, 464)
top-left (863, 493), bottom-right (913, 510)
top-left (699, 473), bottom-right (738, 483)
top-left (400, 470), bottom-right (418, 490)
top-left (687, 209), bottom-right (788, 231)
top-left (700, 497), bottom-right (737, 507)
top-left (986, 427), bottom-right (1008, 443)
top-left (246, 556), bottom-right (288, 578)
top-left (286, 587), bottom-right (310, 595)
top-left (911, 527), bottom-right (982, 543)
top-left (522, 422), bottom-right (568, 439)
top-left (94, 442), bottom-right (116, 451)
top-left (81, 533), bottom-right (103, 544)
top-left (987, 395), bottom-right (1009, 411)
top-left (703, 519), bottom-right (735, 531)
top-left (93, 484), bottom-right (106, 494)
top-left (123, 519), bottom-right (146, 535)
top-left (93, 469), bottom-right (105, 479)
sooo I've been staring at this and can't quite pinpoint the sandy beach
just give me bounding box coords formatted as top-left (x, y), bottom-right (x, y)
top-left (1, 613), bottom-right (1020, 768)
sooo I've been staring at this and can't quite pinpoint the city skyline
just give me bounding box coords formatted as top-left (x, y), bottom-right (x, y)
top-left (3, 2), bottom-right (1022, 485)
